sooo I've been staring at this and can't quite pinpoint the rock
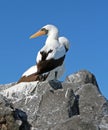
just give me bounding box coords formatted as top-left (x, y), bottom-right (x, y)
top-left (65, 70), bottom-right (99, 87)
top-left (0, 70), bottom-right (108, 130)
top-left (50, 116), bottom-right (99, 130)
top-left (0, 82), bottom-right (16, 91)
top-left (0, 95), bottom-right (19, 130)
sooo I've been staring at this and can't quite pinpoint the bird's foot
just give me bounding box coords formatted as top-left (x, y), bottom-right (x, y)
top-left (48, 80), bottom-right (62, 90)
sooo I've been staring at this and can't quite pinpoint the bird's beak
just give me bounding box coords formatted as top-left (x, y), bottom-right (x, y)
top-left (29, 30), bottom-right (46, 39)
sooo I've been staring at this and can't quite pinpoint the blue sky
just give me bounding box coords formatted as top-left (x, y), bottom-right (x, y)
top-left (0, 0), bottom-right (108, 99)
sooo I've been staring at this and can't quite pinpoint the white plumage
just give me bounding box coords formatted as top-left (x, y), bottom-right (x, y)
top-left (22, 36), bottom-right (70, 80)
top-left (22, 65), bottom-right (37, 77)
top-left (18, 24), bottom-right (70, 83)
top-left (46, 36), bottom-right (70, 80)
top-left (36, 25), bottom-right (66, 63)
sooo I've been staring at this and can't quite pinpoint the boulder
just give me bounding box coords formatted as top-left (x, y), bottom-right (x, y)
top-left (0, 70), bottom-right (108, 130)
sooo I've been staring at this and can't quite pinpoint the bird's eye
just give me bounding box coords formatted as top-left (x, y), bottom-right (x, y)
top-left (41, 28), bottom-right (48, 34)
top-left (41, 28), bottom-right (45, 31)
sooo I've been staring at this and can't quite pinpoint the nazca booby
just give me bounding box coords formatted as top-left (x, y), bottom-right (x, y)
top-left (17, 36), bottom-right (69, 83)
top-left (18, 25), bottom-right (69, 83)
top-left (31, 25), bottom-right (68, 75)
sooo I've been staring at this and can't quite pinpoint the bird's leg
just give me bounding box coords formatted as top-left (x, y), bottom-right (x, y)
top-left (38, 72), bottom-right (50, 81)
top-left (55, 71), bottom-right (58, 80)
top-left (49, 71), bottom-right (62, 90)
top-left (43, 72), bottom-right (50, 81)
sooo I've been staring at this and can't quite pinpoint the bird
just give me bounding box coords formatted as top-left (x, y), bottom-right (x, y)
top-left (30, 25), bottom-right (68, 76)
top-left (17, 25), bottom-right (70, 83)
top-left (17, 36), bottom-right (70, 83)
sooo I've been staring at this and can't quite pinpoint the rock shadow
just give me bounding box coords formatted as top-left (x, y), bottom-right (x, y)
top-left (67, 89), bottom-right (80, 118)
top-left (13, 108), bottom-right (31, 130)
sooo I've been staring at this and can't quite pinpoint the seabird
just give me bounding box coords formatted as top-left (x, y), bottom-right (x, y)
top-left (31, 25), bottom-right (67, 75)
top-left (17, 36), bottom-right (70, 83)
top-left (18, 25), bottom-right (69, 83)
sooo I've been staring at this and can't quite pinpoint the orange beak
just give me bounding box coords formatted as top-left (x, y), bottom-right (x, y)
top-left (29, 30), bottom-right (46, 39)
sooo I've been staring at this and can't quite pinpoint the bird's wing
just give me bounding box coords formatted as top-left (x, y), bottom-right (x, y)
top-left (36, 55), bottom-right (65, 75)
top-left (36, 42), bottom-right (66, 62)
top-left (35, 43), bottom-right (66, 75)
top-left (46, 64), bottom-right (65, 80)
top-left (46, 45), bottom-right (65, 60)
top-left (22, 65), bottom-right (37, 77)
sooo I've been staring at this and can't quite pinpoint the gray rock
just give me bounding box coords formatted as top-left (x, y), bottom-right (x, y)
top-left (0, 70), bottom-right (108, 130)
top-left (0, 82), bottom-right (16, 91)
top-left (50, 116), bottom-right (99, 130)
top-left (65, 70), bottom-right (99, 87)
top-left (0, 95), bottom-right (19, 130)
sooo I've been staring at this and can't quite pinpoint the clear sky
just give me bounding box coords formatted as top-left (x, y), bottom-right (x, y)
top-left (0, 0), bottom-right (108, 99)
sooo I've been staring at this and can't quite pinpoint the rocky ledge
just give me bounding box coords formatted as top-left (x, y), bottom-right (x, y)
top-left (0, 70), bottom-right (108, 130)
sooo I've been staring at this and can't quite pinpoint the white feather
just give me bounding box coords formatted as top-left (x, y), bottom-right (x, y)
top-left (46, 36), bottom-right (70, 80)
top-left (36, 25), bottom-right (64, 63)
top-left (22, 65), bottom-right (37, 77)
top-left (21, 25), bottom-right (70, 81)
top-left (22, 36), bottom-right (70, 79)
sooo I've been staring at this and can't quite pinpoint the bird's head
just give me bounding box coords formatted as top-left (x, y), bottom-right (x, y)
top-left (30, 24), bottom-right (59, 39)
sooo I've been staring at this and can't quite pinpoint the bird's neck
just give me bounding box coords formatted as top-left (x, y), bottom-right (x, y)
top-left (49, 31), bottom-right (58, 39)
top-left (45, 32), bottom-right (59, 45)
